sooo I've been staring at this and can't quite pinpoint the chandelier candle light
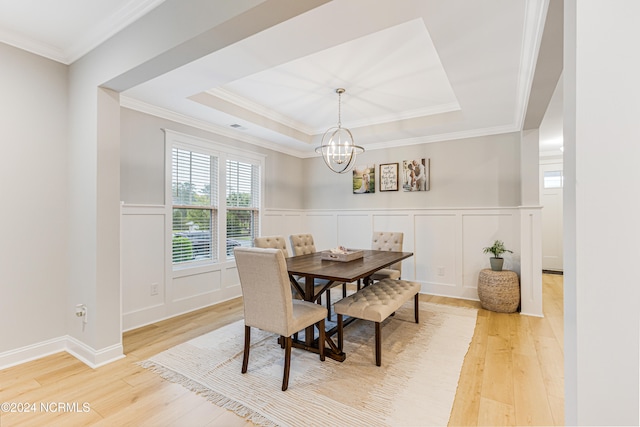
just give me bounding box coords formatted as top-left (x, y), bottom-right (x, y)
top-left (315, 88), bottom-right (364, 174)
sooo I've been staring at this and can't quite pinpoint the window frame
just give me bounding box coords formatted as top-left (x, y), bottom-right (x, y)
top-left (171, 146), bottom-right (218, 265)
top-left (225, 156), bottom-right (262, 260)
top-left (165, 129), bottom-right (265, 271)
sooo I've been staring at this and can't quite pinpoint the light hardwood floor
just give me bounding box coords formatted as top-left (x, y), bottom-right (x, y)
top-left (0, 274), bottom-right (563, 426)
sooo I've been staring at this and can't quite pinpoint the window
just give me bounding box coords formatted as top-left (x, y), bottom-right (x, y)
top-left (543, 170), bottom-right (563, 189)
top-left (166, 129), bottom-right (264, 268)
top-left (226, 159), bottom-right (260, 259)
top-left (171, 148), bottom-right (218, 265)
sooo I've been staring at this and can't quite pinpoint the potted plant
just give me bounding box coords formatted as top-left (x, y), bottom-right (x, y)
top-left (483, 240), bottom-right (513, 271)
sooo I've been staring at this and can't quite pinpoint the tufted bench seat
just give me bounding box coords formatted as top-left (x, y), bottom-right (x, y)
top-left (334, 278), bottom-right (420, 366)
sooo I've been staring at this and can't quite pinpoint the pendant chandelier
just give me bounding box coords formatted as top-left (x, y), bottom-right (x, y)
top-left (315, 88), bottom-right (364, 174)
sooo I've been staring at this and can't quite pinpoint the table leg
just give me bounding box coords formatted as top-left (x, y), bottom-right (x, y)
top-left (304, 276), bottom-right (315, 346)
top-left (289, 275), bottom-right (346, 362)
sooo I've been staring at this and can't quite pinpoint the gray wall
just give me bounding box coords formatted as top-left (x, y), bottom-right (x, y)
top-left (0, 42), bottom-right (68, 353)
top-left (121, 108), bottom-right (521, 211)
top-left (120, 107), bottom-right (305, 209)
top-left (303, 132), bottom-right (522, 210)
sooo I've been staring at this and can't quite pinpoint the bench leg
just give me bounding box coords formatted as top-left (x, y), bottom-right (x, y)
top-left (337, 314), bottom-right (344, 351)
top-left (414, 293), bottom-right (419, 323)
top-left (375, 322), bottom-right (382, 366)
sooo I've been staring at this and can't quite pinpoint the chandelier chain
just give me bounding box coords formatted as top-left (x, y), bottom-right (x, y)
top-left (337, 90), bottom-right (342, 127)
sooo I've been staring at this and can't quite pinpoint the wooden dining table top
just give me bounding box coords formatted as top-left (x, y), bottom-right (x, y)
top-left (285, 249), bottom-right (413, 283)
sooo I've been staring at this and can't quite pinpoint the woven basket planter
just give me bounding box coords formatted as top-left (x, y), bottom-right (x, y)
top-left (477, 269), bottom-right (520, 313)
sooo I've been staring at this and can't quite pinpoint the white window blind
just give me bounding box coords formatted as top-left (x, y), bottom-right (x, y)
top-left (171, 148), bottom-right (218, 264)
top-left (226, 159), bottom-right (260, 258)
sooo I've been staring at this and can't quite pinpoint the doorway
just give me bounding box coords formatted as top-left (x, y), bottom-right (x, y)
top-left (540, 161), bottom-right (563, 272)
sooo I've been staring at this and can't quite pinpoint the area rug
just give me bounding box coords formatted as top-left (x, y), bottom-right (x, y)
top-left (141, 302), bottom-right (477, 427)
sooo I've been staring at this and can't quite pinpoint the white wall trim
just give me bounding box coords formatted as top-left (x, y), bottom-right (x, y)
top-left (120, 204), bottom-right (544, 337)
top-left (65, 336), bottom-right (125, 369)
top-left (0, 336), bottom-right (124, 371)
top-left (0, 337), bottom-right (67, 371)
top-left (519, 207), bottom-right (544, 316)
top-left (264, 205), bottom-right (543, 316)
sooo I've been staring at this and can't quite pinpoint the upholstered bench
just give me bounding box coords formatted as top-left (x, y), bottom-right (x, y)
top-left (334, 278), bottom-right (421, 366)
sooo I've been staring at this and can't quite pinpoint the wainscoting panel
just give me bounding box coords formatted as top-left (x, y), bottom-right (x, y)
top-left (121, 206), bottom-right (543, 332)
top-left (305, 213), bottom-right (338, 251)
top-left (121, 206), bottom-right (166, 319)
top-left (295, 208), bottom-right (533, 309)
top-left (172, 269), bottom-right (221, 302)
top-left (414, 214), bottom-right (458, 295)
top-left (337, 213), bottom-right (372, 249)
top-left (122, 204), bottom-right (244, 331)
top-left (262, 211), bottom-right (304, 240)
top-left (461, 212), bottom-right (519, 290)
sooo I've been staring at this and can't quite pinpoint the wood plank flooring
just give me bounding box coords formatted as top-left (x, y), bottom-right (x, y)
top-left (0, 274), bottom-right (564, 426)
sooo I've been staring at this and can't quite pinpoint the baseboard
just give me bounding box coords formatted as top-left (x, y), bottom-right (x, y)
top-left (0, 336), bottom-right (67, 370)
top-left (0, 336), bottom-right (124, 371)
top-left (65, 336), bottom-right (125, 368)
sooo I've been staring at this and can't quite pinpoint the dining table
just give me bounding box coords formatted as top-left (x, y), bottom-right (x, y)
top-left (285, 249), bottom-right (414, 362)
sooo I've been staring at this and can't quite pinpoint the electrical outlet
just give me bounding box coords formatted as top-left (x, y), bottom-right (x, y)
top-left (75, 304), bottom-right (86, 317)
top-left (150, 283), bottom-right (159, 296)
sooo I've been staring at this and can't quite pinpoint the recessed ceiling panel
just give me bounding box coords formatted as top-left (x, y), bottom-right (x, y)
top-left (208, 18), bottom-right (459, 135)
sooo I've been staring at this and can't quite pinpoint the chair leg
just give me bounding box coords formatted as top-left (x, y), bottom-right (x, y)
top-left (414, 293), bottom-right (419, 323)
top-left (242, 325), bottom-right (251, 373)
top-left (337, 314), bottom-right (344, 351)
top-left (326, 289), bottom-right (332, 320)
top-left (318, 319), bottom-right (325, 362)
top-left (282, 335), bottom-right (292, 391)
top-left (342, 282), bottom-right (347, 298)
top-left (375, 321), bottom-right (381, 366)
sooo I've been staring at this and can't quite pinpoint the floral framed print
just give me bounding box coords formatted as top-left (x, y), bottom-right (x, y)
top-left (379, 163), bottom-right (399, 191)
top-left (402, 158), bottom-right (430, 191)
top-left (353, 164), bottom-right (375, 194)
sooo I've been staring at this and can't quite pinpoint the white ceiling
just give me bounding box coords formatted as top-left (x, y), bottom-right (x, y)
top-left (0, 0), bottom-right (563, 157)
top-left (0, 0), bottom-right (165, 64)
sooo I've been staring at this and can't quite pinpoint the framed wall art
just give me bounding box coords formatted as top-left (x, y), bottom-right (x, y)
top-left (402, 158), bottom-right (430, 191)
top-left (353, 164), bottom-right (375, 194)
top-left (379, 163), bottom-right (399, 191)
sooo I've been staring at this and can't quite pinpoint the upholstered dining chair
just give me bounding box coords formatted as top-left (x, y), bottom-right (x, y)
top-left (254, 235), bottom-right (289, 258)
top-left (254, 235), bottom-right (316, 301)
top-left (289, 233), bottom-right (346, 319)
top-left (234, 247), bottom-right (326, 391)
top-left (370, 231), bottom-right (404, 281)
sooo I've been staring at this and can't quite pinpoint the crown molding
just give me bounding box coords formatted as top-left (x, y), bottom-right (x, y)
top-left (0, 0), bottom-right (165, 64)
top-left (206, 88), bottom-right (317, 135)
top-left (361, 124), bottom-right (520, 153)
top-left (207, 88), bottom-right (462, 136)
top-left (65, 0), bottom-right (166, 64)
top-left (514, 0), bottom-right (550, 128)
top-left (120, 96), bottom-right (309, 158)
